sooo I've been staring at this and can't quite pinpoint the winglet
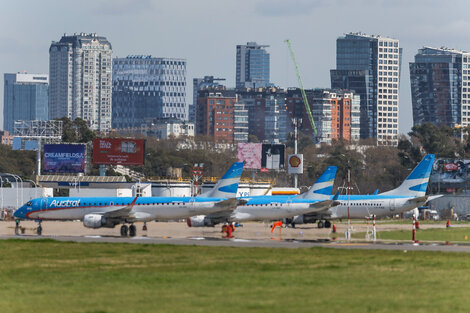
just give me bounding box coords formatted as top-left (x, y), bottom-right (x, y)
top-left (130, 197), bottom-right (138, 207)
top-left (332, 190), bottom-right (340, 201)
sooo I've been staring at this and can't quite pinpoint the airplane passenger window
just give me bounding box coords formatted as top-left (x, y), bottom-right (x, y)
top-left (26, 201), bottom-right (32, 206)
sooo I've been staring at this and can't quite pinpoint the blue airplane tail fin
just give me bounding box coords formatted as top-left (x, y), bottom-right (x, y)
top-left (295, 166), bottom-right (337, 200)
top-left (198, 162), bottom-right (244, 198)
top-left (380, 154), bottom-right (435, 197)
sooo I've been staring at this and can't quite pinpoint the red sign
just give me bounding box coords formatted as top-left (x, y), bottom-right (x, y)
top-left (92, 138), bottom-right (145, 165)
top-left (260, 168), bottom-right (269, 173)
top-left (443, 163), bottom-right (459, 171)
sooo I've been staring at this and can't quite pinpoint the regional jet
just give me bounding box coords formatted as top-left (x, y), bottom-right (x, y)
top-left (187, 166), bottom-right (340, 227)
top-left (14, 162), bottom-right (244, 237)
top-left (288, 154), bottom-right (441, 228)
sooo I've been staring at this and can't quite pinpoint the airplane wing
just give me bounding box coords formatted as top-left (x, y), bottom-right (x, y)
top-left (93, 197), bottom-right (138, 218)
top-left (306, 199), bottom-right (341, 213)
top-left (202, 199), bottom-right (248, 221)
top-left (213, 198), bottom-right (247, 211)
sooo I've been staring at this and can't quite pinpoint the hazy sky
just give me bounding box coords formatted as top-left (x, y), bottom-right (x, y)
top-left (1, 0), bottom-right (470, 133)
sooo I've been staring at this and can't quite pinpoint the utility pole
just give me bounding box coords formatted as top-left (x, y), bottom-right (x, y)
top-left (292, 118), bottom-right (302, 188)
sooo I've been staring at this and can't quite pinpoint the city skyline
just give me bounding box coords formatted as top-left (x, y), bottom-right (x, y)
top-left (2, 0), bottom-right (470, 134)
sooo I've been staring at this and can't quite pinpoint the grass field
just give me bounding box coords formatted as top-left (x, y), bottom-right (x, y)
top-left (353, 225), bottom-right (470, 242)
top-left (2, 239), bottom-right (470, 313)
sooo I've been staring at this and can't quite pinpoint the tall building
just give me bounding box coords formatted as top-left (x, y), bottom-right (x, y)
top-left (112, 55), bottom-right (187, 129)
top-left (235, 87), bottom-right (289, 143)
top-left (191, 76), bottom-right (225, 123)
top-left (236, 42), bottom-right (270, 89)
top-left (3, 73), bottom-right (49, 132)
top-left (196, 90), bottom-right (236, 143)
top-left (49, 33), bottom-right (112, 131)
top-left (286, 89), bottom-right (360, 143)
top-left (331, 32), bottom-right (401, 145)
top-left (410, 47), bottom-right (470, 127)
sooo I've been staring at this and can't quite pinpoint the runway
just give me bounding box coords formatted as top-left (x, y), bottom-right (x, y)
top-left (3, 233), bottom-right (470, 253)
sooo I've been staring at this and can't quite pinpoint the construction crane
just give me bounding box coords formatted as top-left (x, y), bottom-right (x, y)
top-left (285, 39), bottom-right (317, 136)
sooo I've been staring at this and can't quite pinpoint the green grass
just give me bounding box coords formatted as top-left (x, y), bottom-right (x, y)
top-left (2, 239), bottom-right (470, 312)
top-left (353, 226), bottom-right (470, 242)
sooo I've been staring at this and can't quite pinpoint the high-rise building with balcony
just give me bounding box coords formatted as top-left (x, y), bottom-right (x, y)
top-left (286, 89), bottom-right (360, 144)
top-left (236, 42), bottom-right (270, 89)
top-left (49, 33), bottom-right (112, 131)
top-left (3, 73), bottom-right (49, 132)
top-left (331, 32), bottom-right (401, 145)
top-left (112, 55), bottom-right (187, 129)
top-left (409, 47), bottom-right (470, 127)
top-left (196, 90), bottom-right (236, 143)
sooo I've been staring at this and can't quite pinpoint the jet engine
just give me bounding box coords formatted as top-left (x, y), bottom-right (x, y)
top-left (186, 215), bottom-right (217, 227)
top-left (83, 214), bottom-right (114, 228)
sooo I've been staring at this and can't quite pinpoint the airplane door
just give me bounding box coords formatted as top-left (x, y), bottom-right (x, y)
top-left (286, 200), bottom-right (293, 213)
top-left (189, 198), bottom-right (196, 213)
top-left (389, 199), bottom-right (396, 212)
top-left (40, 198), bottom-right (48, 210)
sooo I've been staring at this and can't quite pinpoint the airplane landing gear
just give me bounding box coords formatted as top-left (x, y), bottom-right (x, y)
top-left (129, 224), bottom-right (136, 237)
top-left (37, 221), bottom-right (42, 236)
top-left (120, 225), bottom-right (128, 237)
top-left (317, 220), bottom-right (331, 229)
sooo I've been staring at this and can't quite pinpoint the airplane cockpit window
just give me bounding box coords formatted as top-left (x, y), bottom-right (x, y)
top-left (26, 201), bottom-right (32, 206)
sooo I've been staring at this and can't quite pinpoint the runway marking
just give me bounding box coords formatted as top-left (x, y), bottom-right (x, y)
top-left (84, 236), bottom-right (102, 238)
top-left (329, 243), bottom-right (371, 246)
top-left (230, 239), bottom-right (252, 242)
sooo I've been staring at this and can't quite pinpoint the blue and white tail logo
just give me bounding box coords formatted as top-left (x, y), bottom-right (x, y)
top-left (198, 162), bottom-right (244, 198)
top-left (380, 154), bottom-right (435, 197)
top-left (295, 166), bottom-right (337, 200)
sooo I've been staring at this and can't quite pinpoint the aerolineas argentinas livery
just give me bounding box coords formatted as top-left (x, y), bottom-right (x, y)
top-left (187, 166), bottom-right (339, 227)
top-left (290, 154), bottom-right (441, 228)
top-left (14, 162), bottom-right (244, 236)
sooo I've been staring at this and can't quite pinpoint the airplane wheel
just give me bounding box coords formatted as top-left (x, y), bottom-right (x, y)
top-left (129, 224), bottom-right (136, 237)
top-left (15, 226), bottom-right (19, 235)
top-left (120, 225), bottom-right (129, 237)
top-left (325, 220), bottom-right (331, 228)
top-left (317, 221), bottom-right (324, 229)
top-left (37, 225), bottom-right (42, 236)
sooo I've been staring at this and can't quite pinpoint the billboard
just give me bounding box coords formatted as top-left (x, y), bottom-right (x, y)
top-left (92, 138), bottom-right (145, 165)
top-left (288, 154), bottom-right (303, 174)
top-left (261, 144), bottom-right (285, 170)
top-left (43, 144), bottom-right (86, 174)
top-left (237, 143), bottom-right (262, 169)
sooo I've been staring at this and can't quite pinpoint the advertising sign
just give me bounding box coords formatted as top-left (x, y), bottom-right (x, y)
top-left (92, 138), bottom-right (145, 165)
top-left (43, 144), bottom-right (86, 174)
top-left (443, 163), bottom-right (459, 171)
top-left (261, 144), bottom-right (285, 170)
top-left (288, 154), bottom-right (303, 174)
top-left (237, 143), bottom-right (262, 169)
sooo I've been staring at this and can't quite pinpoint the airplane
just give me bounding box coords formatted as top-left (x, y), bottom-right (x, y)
top-left (287, 154), bottom-right (441, 228)
top-left (187, 166), bottom-right (339, 228)
top-left (13, 162), bottom-right (244, 237)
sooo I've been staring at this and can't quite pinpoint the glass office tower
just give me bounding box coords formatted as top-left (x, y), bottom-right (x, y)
top-left (3, 73), bottom-right (49, 132)
top-left (112, 55), bottom-right (187, 129)
top-left (410, 47), bottom-right (470, 127)
top-left (331, 32), bottom-right (401, 146)
top-left (236, 42), bottom-right (270, 89)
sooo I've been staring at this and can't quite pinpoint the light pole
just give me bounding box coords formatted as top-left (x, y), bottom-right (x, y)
top-left (24, 179), bottom-right (39, 199)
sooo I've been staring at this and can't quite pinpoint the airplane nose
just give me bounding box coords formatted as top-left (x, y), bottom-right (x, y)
top-left (13, 207), bottom-right (24, 219)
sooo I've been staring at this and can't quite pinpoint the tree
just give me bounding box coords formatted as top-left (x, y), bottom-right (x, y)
top-left (59, 117), bottom-right (96, 143)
